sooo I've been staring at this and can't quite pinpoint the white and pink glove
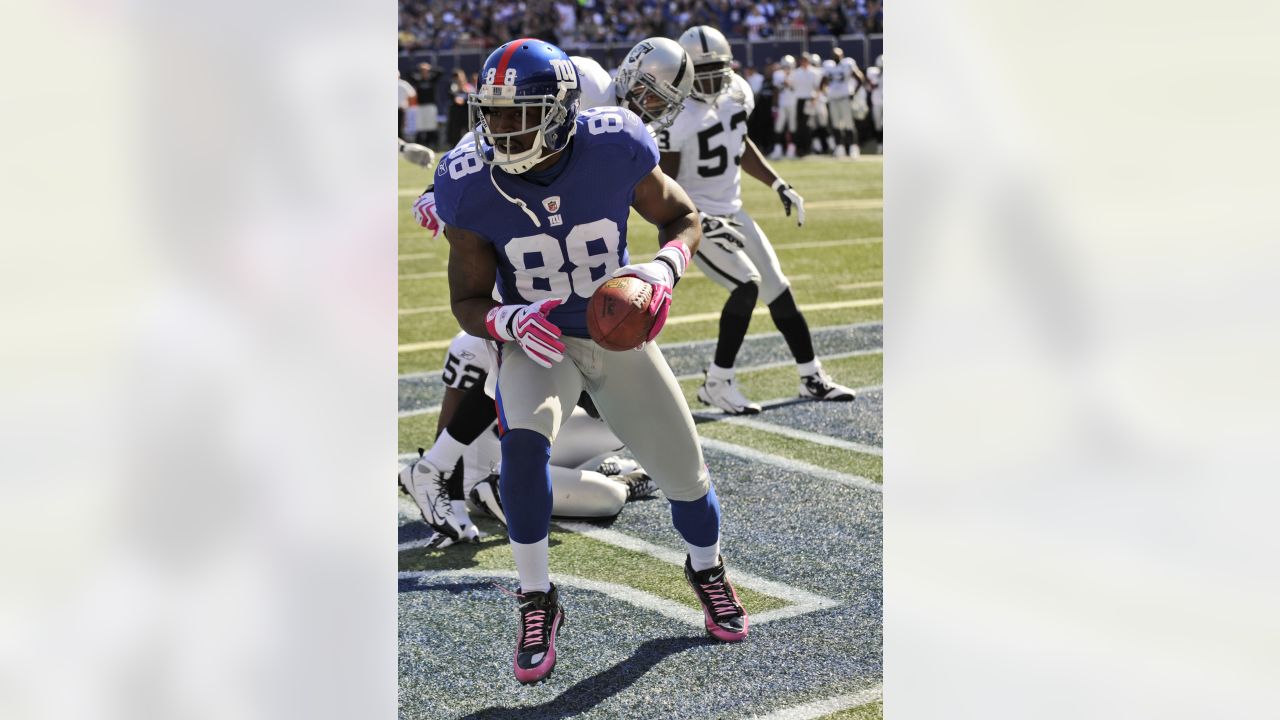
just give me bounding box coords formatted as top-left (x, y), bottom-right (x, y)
top-left (485, 299), bottom-right (566, 368)
top-left (412, 188), bottom-right (443, 239)
top-left (611, 239), bottom-right (691, 342)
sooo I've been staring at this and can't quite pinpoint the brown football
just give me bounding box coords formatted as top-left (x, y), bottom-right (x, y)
top-left (586, 276), bottom-right (655, 351)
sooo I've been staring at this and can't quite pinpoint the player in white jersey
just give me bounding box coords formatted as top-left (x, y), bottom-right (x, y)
top-left (399, 332), bottom-right (658, 548)
top-left (824, 47), bottom-right (868, 158)
top-left (665, 26), bottom-right (857, 414)
top-left (788, 53), bottom-right (822, 157)
top-left (770, 54), bottom-right (796, 158)
top-left (867, 55), bottom-right (883, 153)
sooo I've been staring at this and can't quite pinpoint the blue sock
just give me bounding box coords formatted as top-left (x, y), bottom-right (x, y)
top-left (499, 429), bottom-right (553, 544)
top-left (668, 484), bottom-right (721, 548)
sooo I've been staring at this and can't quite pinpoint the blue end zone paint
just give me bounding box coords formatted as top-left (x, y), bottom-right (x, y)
top-left (397, 407), bottom-right (883, 718)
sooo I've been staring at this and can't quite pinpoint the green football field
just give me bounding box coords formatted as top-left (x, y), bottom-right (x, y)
top-left (398, 152), bottom-right (882, 720)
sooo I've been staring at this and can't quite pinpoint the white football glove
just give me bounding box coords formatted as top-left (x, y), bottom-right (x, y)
top-left (700, 213), bottom-right (747, 250)
top-left (412, 187), bottom-right (443, 239)
top-left (611, 240), bottom-right (691, 343)
top-left (399, 141), bottom-right (436, 168)
top-left (771, 178), bottom-right (806, 226)
top-left (485, 298), bottom-right (567, 368)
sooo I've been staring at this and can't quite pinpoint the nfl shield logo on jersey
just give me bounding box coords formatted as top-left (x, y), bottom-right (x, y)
top-left (542, 196), bottom-right (561, 214)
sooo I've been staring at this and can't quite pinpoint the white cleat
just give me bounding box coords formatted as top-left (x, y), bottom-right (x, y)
top-left (833, 145), bottom-right (846, 159)
top-left (698, 374), bottom-right (762, 415)
top-left (399, 456), bottom-right (465, 540)
top-left (785, 144), bottom-right (796, 159)
top-left (768, 146), bottom-right (783, 160)
top-left (799, 371), bottom-right (856, 401)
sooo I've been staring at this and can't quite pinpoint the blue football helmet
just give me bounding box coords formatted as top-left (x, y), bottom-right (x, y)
top-left (469, 39), bottom-right (582, 174)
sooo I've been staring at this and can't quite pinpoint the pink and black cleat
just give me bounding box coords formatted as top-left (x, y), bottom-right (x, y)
top-left (513, 584), bottom-right (565, 684)
top-left (684, 555), bottom-right (749, 642)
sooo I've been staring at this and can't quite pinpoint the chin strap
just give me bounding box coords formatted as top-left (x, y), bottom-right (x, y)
top-left (488, 170), bottom-right (541, 228)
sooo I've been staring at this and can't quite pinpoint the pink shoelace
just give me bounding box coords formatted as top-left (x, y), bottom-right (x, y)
top-left (493, 582), bottom-right (552, 649)
top-left (700, 581), bottom-right (738, 618)
top-left (520, 608), bottom-right (547, 649)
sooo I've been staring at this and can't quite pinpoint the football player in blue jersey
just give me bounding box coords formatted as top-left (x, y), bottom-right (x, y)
top-left (433, 38), bottom-right (748, 684)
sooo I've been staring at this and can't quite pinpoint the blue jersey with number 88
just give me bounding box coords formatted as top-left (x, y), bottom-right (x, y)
top-left (434, 106), bottom-right (660, 337)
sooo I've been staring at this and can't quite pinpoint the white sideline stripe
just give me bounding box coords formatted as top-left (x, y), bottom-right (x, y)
top-left (698, 437), bottom-right (881, 493)
top-left (749, 685), bottom-right (883, 720)
top-left (708, 416), bottom-right (883, 458)
top-left (554, 522), bottom-right (840, 625)
top-left (672, 349), bottom-right (881, 383)
top-left (398, 300), bottom-right (882, 352)
top-left (836, 280), bottom-right (883, 290)
top-left (398, 569), bottom-right (703, 627)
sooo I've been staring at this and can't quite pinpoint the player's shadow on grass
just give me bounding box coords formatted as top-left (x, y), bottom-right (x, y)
top-left (456, 634), bottom-right (716, 720)
top-left (399, 522), bottom-right (563, 573)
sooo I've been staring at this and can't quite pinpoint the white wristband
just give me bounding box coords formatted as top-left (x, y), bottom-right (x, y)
top-left (771, 178), bottom-right (786, 191)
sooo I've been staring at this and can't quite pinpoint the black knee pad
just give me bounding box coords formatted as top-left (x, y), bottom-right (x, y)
top-left (724, 281), bottom-right (759, 317)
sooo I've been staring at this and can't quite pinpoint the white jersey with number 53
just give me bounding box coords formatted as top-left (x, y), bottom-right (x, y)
top-left (656, 73), bottom-right (754, 215)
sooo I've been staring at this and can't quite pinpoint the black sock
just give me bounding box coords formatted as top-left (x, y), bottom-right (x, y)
top-left (714, 282), bottom-right (759, 369)
top-left (445, 380), bottom-right (499, 444)
top-left (768, 289), bottom-right (815, 365)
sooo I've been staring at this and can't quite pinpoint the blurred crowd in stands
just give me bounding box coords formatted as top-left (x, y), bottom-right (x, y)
top-left (399, 47), bottom-right (883, 158)
top-left (399, 0), bottom-right (882, 52)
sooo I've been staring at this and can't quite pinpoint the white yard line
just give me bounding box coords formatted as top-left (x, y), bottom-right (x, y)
top-left (399, 300), bottom-right (882, 352)
top-left (395, 321), bottom-right (881, 376)
top-left (553, 522), bottom-right (840, 625)
top-left (398, 404), bottom-right (441, 419)
top-left (662, 298), bottom-right (882, 327)
top-left (802, 198), bottom-right (882, 210)
top-left (398, 569), bottom-right (703, 627)
top-left (773, 236), bottom-right (881, 251)
top-left (698, 437), bottom-right (882, 493)
top-left (657, 321), bottom-right (881, 353)
top-left (399, 270), bottom-right (448, 282)
top-left (672, 350), bottom-right (882, 383)
top-left (836, 280), bottom-right (883, 291)
top-left (749, 685), bottom-right (883, 720)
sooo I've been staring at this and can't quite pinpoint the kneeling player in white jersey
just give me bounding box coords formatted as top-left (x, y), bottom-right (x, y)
top-left (665, 26), bottom-right (858, 415)
top-left (399, 331), bottom-right (657, 548)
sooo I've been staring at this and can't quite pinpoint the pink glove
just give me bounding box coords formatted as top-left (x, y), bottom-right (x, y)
top-left (611, 239), bottom-right (690, 342)
top-left (644, 283), bottom-right (673, 341)
top-left (412, 189), bottom-right (442, 239)
top-left (485, 298), bottom-right (566, 368)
